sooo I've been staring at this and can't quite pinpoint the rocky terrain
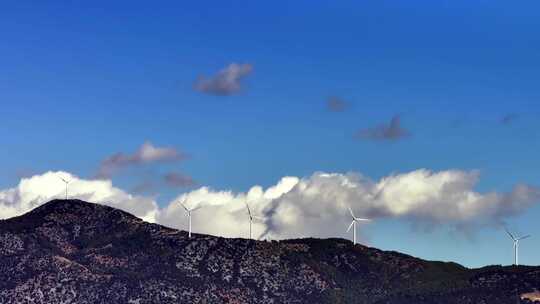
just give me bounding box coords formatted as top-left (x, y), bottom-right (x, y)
top-left (0, 199), bottom-right (539, 303)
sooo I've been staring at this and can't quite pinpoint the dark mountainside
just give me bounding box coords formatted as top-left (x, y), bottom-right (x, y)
top-left (1, 200), bottom-right (539, 303)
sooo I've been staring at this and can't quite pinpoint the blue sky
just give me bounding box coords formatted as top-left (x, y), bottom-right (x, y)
top-left (1, 1), bottom-right (539, 268)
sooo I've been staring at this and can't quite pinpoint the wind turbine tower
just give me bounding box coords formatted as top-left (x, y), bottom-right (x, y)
top-left (245, 202), bottom-right (263, 240)
top-left (59, 177), bottom-right (71, 200)
top-left (179, 199), bottom-right (200, 238)
top-left (505, 228), bottom-right (531, 266)
top-left (347, 207), bottom-right (371, 245)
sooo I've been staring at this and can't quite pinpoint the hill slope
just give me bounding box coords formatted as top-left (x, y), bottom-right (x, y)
top-left (0, 199), bottom-right (539, 303)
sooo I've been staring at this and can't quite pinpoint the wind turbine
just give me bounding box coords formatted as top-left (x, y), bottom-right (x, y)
top-left (59, 177), bottom-right (71, 200)
top-left (505, 227), bottom-right (531, 266)
top-left (245, 202), bottom-right (264, 240)
top-left (346, 207), bottom-right (370, 245)
top-left (179, 199), bottom-right (201, 238)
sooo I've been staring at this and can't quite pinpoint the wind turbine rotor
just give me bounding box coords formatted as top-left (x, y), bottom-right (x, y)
top-left (349, 207), bottom-right (371, 221)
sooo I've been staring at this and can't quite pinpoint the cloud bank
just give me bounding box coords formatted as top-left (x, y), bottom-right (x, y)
top-left (1, 170), bottom-right (538, 241)
top-left (194, 63), bottom-right (253, 96)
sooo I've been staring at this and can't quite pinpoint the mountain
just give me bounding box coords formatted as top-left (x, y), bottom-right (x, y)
top-left (1, 199), bottom-right (539, 303)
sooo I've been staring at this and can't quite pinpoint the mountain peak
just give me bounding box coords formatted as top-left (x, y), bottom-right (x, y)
top-left (28, 199), bottom-right (134, 218)
top-left (2, 199), bottom-right (143, 236)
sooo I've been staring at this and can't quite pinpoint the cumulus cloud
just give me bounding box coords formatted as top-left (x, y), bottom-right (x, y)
top-left (1, 170), bottom-right (539, 242)
top-left (0, 171), bottom-right (159, 222)
top-left (326, 96), bottom-right (349, 112)
top-left (194, 63), bottom-right (253, 96)
top-left (355, 115), bottom-right (410, 141)
top-left (97, 142), bottom-right (186, 178)
top-left (159, 177), bottom-right (298, 239)
top-left (164, 172), bottom-right (196, 188)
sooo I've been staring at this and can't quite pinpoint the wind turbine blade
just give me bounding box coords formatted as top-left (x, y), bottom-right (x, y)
top-left (504, 227), bottom-right (516, 241)
top-left (179, 202), bottom-right (189, 212)
top-left (251, 215), bottom-right (265, 222)
top-left (518, 235), bottom-right (531, 240)
top-left (191, 206), bottom-right (202, 212)
top-left (245, 202), bottom-right (252, 217)
top-left (348, 207), bottom-right (355, 219)
top-left (354, 218), bottom-right (371, 222)
top-left (346, 221), bottom-right (354, 232)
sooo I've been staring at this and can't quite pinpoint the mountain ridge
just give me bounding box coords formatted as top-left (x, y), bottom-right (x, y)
top-left (1, 199), bottom-right (539, 303)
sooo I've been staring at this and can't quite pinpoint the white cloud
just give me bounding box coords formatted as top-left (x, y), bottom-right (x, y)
top-left (261, 170), bottom-right (540, 239)
top-left (159, 176), bottom-right (298, 239)
top-left (159, 170), bottom-right (539, 240)
top-left (1, 170), bottom-right (538, 241)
